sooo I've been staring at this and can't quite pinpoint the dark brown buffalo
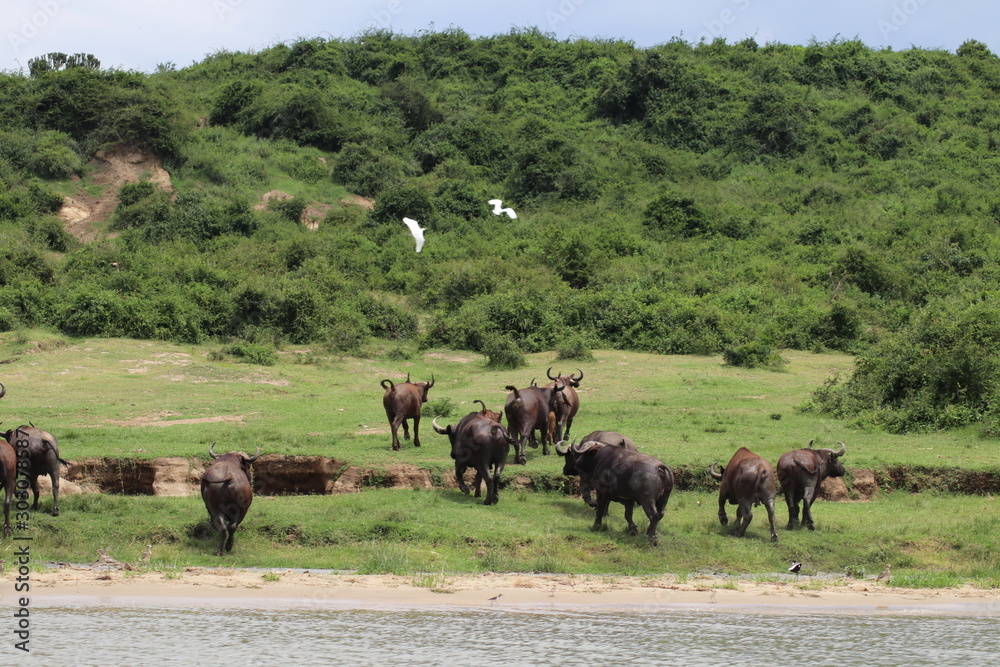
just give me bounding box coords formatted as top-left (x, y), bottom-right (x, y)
top-left (473, 399), bottom-right (503, 424)
top-left (561, 440), bottom-right (673, 545)
top-left (2, 425), bottom-right (69, 516)
top-left (545, 368), bottom-right (583, 442)
top-left (201, 444), bottom-right (260, 555)
top-left (0, 438), bottom-right (14, 535)
top-left (433, 413), bottom-right (514, 505)
top-left (709, 447), bottom-right (778, 542)
top-left (380, 373), bottom-right (435, 451)
top-left (777, 441), bottom-right (846, 531)
top-left (557, 431), bottom-right (637, 507)
top-left (504, 381), bottom-right (564, 463)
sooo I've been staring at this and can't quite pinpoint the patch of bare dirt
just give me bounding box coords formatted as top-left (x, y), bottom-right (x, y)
top-left (106, 413), bottom-right (245, 427)
top-left (254, 190), bottom-right (334, 229)
top-left (58, 146), bottom-right (173, 243)
top-left (340, 194), bottom-right (374, 210)
top-left (424, 352), bottom-right (481, 363)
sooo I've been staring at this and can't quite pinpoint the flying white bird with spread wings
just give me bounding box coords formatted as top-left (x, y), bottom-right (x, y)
top-left (488, 199), bottom-right (518, 219)
top-left (402, 217), bottom-right (426, 253)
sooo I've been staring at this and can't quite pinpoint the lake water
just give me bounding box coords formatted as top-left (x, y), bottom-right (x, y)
top-left (13, 598), bottom-right (1000, 665)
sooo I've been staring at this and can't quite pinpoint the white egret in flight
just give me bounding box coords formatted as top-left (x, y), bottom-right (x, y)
top-left (402, 217), bottom-right (426, 253)
top-left (488, 199), bottom-right (517, 219)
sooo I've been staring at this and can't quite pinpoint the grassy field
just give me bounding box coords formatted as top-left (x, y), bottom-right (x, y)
top-left (2, 331), bottom-right (999, 586)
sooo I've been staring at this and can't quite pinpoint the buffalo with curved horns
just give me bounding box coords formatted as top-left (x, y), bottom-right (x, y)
top-left (709, 447), bottom-right (778, 542)
top-left (777, 440), bottom-right (846, 531)
top-left (473, 399), bottom-right (503, 424)
top-left (557, 431), bottom-right (637, 507)
top-left (381, 373), bottom-right (435, 451)
top-left (504, 381), bottom-right (564, 464)
top-left (433, 414), bottom-right (514, 505)
top-left (545, 368), bottom-right (583, 442)
top-left (559, 439), bottom-right (673, 546)
top-left (2, 424), bottom-right (69, 516)
top-left (201, 443), bottom-right (260, 555)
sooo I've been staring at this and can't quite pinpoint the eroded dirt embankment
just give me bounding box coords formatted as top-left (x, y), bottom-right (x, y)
top-left (43, 458), bottom-right (1000, 499)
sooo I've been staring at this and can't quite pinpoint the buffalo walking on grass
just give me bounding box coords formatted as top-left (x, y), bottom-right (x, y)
top-left (433, 413), bottom-right (514, 505)
top-left (201, 444), bottom-right (260, 555)
top-left (381, 373), bottom-right (435, 451)
top-left (2, 424), bottom-right (69, 516)
top-left (558, 439), bottom-right (673, 546)
top-left (777, 440), bottom-right (846, 531)
top-left (709, 447), bottom-right (778, 542)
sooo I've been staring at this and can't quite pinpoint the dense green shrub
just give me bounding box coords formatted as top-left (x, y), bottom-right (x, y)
top-left (482, 333), bottom-right (527, 370)
top-left (723, 341), bottom-right (788, 370)
top-left (227, 340), bottom-right (278, 365)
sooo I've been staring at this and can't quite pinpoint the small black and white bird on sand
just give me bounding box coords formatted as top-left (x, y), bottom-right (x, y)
top-left (788, 561), bottom-right (802, 577)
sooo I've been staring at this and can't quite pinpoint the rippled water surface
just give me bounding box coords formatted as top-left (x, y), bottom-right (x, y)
top-left (15, 601), bottom-right (1000, 666)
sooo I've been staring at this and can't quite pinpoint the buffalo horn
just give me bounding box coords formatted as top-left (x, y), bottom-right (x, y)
top-left (0, 382), bottom-right (5, 399)
top-left (833, 442), bottom-right (846, 457)
top-left (427, 374), bottom-right (435, 389)
top-left (432, 416), bottom-right (448, 434)
top-left (806, 439), bottom-right (815, 449)
top-left (546, 367), bottom-right (558, 382)
top-left (406, 372), bottom-right (411, 383)
top-left (709, 462), bottom-right (723, 480)
top-left (554, 440), bottom-right (569, 456)
top-left (246, 445), bottom-right (261, 464)
top-left (572, 368), bottom-right (584, 383)
top-left (208, 442), bottom-right (219, 459)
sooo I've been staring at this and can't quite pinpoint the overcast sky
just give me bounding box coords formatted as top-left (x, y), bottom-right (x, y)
top-left (4, 0), bottom-right (999, 73)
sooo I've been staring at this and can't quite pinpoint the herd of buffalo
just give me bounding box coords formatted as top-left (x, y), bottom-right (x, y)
top-left (383, 369), bottom-right (848, 548)
top-left (0, 368), bottom-right (848, 555)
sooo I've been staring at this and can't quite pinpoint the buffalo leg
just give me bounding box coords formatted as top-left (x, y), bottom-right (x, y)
top-left (623, 501), bottom-right (639, 536)
top-left (764, 497), bottom-right (778, 542)
top-left (784, 490), bottom-right (800, 530)
top-left (800, 483), bottom-right (818, 530)
top-left (492, 461), bottom-right (504, 505)
top-left (718, 495), bottom-right (729, 526)
top-left (225, 525), bottom-right (237, 552)
top-left (592, 494), bottom-right (611, 532)
top-left (515, 431), bottom-right (528, 465)
top-left (50, 467), bottom-right (61, 517)
top-left (29, 477), bottom-right (40, 511)
top-left (212, 516), bottom-right (228, 556)
top-left (455, 464), bottom-right (471, 495)
top-left (389, 415), bottom-right (403, 451)
top-left (642, 499), bottom-right (664, 546)
top-left (581, 476), bottom-right (596, 508)
top-left (412, 415), bottom-right (421, 447)
top-left (401, 418), bottom-right (411, 442)
top-left (2, 487), bottom-right (11, 535)
top-left (476, 464), bottom-right (493, 505)
top-left (734, 501), bottom-right (751, 537)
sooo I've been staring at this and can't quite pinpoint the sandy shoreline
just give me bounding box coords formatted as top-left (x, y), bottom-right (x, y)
top-left (14, 567), bottom-right (1000, 614)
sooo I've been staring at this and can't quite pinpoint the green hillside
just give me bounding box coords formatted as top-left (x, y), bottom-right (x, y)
top-left (3, 31), bottom-right (1000, 433)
